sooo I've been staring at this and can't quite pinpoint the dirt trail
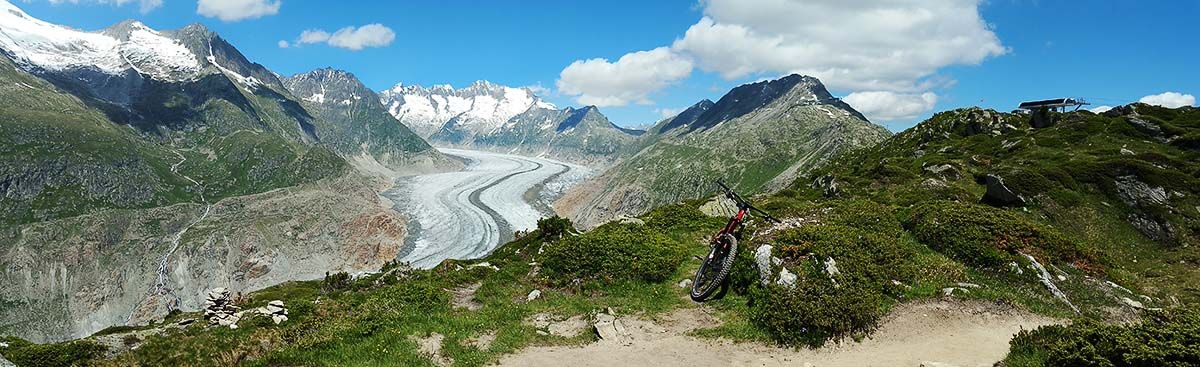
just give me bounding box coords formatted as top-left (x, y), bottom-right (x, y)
top-left (498, 300), bottom-right (1058, 367)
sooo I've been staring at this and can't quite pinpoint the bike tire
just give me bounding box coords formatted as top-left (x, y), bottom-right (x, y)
top-left (690, 234), bottom-right (737, 302)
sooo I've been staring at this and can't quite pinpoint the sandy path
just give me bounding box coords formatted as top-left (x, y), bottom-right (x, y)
top-left (498, 301), bottom-right (1058, 367)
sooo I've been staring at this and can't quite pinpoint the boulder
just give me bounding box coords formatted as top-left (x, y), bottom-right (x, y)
top-left (965, 109), bottom-right (1005, 135)
top-left (1125, 116), bottom-right (1168, 142)
top-left (923, 164), bottom-right (959, 179)
top-left (678, 279), bottom-right (692, 289)
top-left (526, 289), bottom-right (542, 302)
top-left (617, 216), bottom-right (646, 225)
top-left (1103, 105), bottom-right (1136, 117)
top-left (1114, 176), bottom-right (1169, 208)
top-left (981, 174), bottom-right (1026, 207)
top-left (1121, 297), bottom-right (1145, 309)
top-left (593, 312), bottom-right (630, 345)
top-left (754, 245), bottom-right (775, 285)
top-left (776, 268), bottom-right (798, 288)
top-left (811, 175), bottom-right (839, 197)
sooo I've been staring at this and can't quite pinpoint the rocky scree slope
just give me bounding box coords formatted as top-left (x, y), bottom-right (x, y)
top-left (557, 74), bottom-right (890, 229)
top-left (282, 68), bottom-right (459, 174)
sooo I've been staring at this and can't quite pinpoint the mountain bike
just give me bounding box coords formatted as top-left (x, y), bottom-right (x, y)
top-left (690, 181), bottom-right (780, 302)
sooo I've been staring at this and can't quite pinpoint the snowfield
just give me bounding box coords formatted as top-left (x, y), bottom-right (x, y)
top-left (384, 149), bottom-right (590, 269)
top-left (0, 1), bottom-right (202, 81)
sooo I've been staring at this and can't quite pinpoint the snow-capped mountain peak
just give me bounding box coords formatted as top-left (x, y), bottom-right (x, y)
top-left (0, 0), bottom-right (202, 82)
top-left (378, 80), bottom-right (555, 138)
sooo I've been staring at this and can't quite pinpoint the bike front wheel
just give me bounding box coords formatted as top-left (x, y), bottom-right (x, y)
top-left (690, 234), bottom-right (737, 302)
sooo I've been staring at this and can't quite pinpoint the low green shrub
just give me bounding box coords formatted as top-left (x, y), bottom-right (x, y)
top-left (905, 201), bottom-right (1093, 269)
top-left (824, 200), bottom-right (904, 237)
top-left (535, 215), bottom-right (575, 241)
top-left (0, 336), bottom-right (106, 367)
top-left (1004, 308), bottom-right (1200, 367)
top-left (749, 280), bottom-right (883, 347)
top-left (642, 202), bottom-right (714, 231)
top-left (541, 222), bottom-right (686, 284)
top-left (321, 271), bottom-right (352, 292)
top-left (748, 224), bottom-right (917, 346)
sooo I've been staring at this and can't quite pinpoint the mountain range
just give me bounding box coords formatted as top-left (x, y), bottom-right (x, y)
top-left (557, 74), bottom-right (891, 228)
top-left (380, 81), bottom-right (642, 165)
top-left (0, 0), bottom-right (887, 343)
top-left (0, 1), bottom-right (449, 342)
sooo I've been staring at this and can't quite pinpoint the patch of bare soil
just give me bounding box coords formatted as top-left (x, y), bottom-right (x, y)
top-left (449, 282), bottom-right (483, 311)
top-left (464, 330), bottom-right (498, 351)
top-left (410, 332), bottom-right (452, 367)
top-left (497, 300), bottom-right (1058, 367)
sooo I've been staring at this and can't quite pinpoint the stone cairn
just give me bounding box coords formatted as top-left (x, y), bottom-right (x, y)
top-left (260, 300), bottom-right (289, 324)
top-left (204, 288), bottom-right (241, 329)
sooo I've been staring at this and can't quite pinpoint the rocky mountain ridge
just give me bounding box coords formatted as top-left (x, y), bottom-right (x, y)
top-left (282, 68), bottom-right (459, 174)
top-left (556, 74), bottom-right (891, 228)
top-left (0, 1), bottom-right (449, 343)
top-left (378, 80), bottom-right (555, 138)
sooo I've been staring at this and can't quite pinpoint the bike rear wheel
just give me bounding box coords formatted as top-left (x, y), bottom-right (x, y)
top-left (690, 234), bottom-right (737, 302)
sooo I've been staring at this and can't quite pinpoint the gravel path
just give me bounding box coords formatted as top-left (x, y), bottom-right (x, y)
top-left (498, 300), bottom-right (1059, 367)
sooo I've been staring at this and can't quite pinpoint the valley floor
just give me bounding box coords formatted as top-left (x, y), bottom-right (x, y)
top-left (499, 300), bottom-right (1057, 367)
top-left (384, 148), bottom-right (590, 268)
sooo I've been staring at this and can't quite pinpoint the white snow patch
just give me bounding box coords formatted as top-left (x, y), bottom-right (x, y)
top-left (0, 3), bottom-right (200, 81)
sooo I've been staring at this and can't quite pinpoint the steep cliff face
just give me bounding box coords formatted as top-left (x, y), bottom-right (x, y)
top-left (0, 174), bottom-right (406, 342)
top-left (556, 75), bottom-right (891, 228)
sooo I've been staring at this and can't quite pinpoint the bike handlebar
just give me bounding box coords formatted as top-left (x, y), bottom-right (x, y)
top-left (715, 180), bottom-right (781, 224)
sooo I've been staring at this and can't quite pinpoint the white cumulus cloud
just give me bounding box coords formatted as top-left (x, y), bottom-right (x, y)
top-left (1139, 92), bottom-right (1195, 108)
top-left (290, 25), bottom-right (395, 51)
top-left (556, 0), bottom-right (1005, 120)
top-left (276, 40), bottom-right (290, 48)
top-left (47, 0), bottom-right (162, 13)
top-left (655, 107), bottom-right (684, 119)
top-left (843, 91), bottom-right (938, 122)
top-left (556, 47), bottom-right (693, 107)
top-left (672, 0), bottom-right (1005, 92)
top-left (197, 0), bottom-right (281, 22)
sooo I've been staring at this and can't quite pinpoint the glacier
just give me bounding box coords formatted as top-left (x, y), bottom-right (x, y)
top-left (384, 149), bottom-right (589, 269)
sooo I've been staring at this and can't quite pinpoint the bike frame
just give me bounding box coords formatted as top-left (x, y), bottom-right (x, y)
top-left (712, 206), bottom-right (748, 249)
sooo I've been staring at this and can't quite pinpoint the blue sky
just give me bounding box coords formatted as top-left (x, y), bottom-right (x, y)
top-left (14, 0), bottom-right (1198, 131)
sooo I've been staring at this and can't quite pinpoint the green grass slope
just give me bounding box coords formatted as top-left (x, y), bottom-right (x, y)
top-left (10, 105), bottom-right (1198, 366)
top-left (0, 53), bottom-right (348, 226)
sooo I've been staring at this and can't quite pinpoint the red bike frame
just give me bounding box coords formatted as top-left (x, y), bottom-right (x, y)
top-left (712, 207), bottom-right (748, 249)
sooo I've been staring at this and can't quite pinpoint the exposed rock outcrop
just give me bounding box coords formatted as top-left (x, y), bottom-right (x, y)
top-left (981, 174), bottom-right (1026, 207)
top-left (0, 174), bottom-right (407, 342)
